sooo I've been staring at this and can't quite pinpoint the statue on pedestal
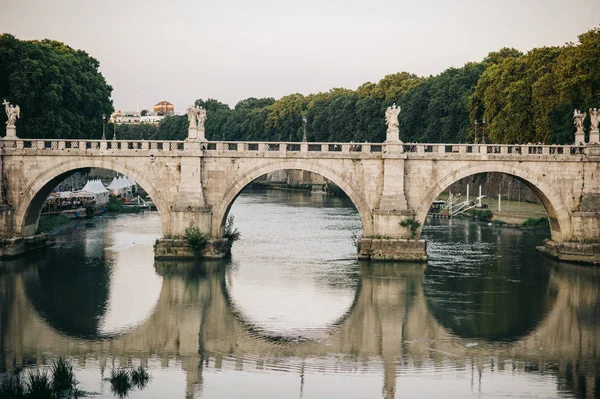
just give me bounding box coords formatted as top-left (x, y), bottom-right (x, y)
top-left (385, 103), bottom-right (400, 132)
top-left (197, 107), bottom-right (207, 130)
top-left (574, 109), bottom-right (586, 133)
top-left (187, 105), bottom-right (207, 130)
top-left (590, 108), bottom-right (599, 133)
top-left (187, 105), bottom-right (200, 129)
top-left (3, 99), bottom-right (20, 128)
top-left (573, 109), bottom-right (587, 145)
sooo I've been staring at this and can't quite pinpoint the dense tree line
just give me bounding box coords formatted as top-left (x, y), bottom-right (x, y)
top-left (181, 27), bottom-right (600, 145)
top-left (0, 34), bottom-right (113, 139)
top-left (2, 28), bottom-right (599, 144)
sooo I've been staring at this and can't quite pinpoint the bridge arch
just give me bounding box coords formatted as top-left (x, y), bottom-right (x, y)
top-left (13, 159), bottom-right (172, 237)
top-left (211, 159), bottom-right (374, 237)
top-left (414, 163), bottom-right (572, 242)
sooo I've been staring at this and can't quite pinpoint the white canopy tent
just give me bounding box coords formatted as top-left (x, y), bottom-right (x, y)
top-left (80, 179), bottom-right (109, 205)
top-left (107, 176), bottom-right (137, 196)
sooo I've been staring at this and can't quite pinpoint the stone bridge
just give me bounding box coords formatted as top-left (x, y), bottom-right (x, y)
top-left (1, 132), bottom-right (599, 262)
top-left (1, 261), bottom-right (598, 398)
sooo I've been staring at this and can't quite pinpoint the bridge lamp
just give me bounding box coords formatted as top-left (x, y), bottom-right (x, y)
top-left (302, 116), bottom-right (307, 142)
top-left (113, 120), bottom-right (117, 140)
top-left (102, 114), bottom-right (106, 140)
top-left (474, 120), bottom-right (478, 144)
top-left (482, 117), bottom-right (486, 144)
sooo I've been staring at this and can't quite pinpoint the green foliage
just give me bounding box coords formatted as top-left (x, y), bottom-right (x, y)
top-left (5, 27), bottom-right (600, 145)
top-left (0, 374), bottom-right (25, 398)
top-left (521, 217), bottom-right (549, 230)
top-left (471, 209), bottom-right (494, 221)
top-left (399, 218), bottom-right (421, 240)
top-left (184, 221), bottom-right (208, 256)
top-left (109, 365), bottom-right (150, 398)
top-left (223, 215), bottom-right (241, 242)
top-left (0, 34), bottom-right (113, 139)
top-left (25, 370), bottom-right (53, 398)
top-left (0, 358), bottom-right (81, 399)
top-left (106, 197), bottom-right (141, 214)
top-left (130, 366), bottom-right (150, 388)
top-left (37, 215), bottom-right (70, 234)
top-left (50, 358), bottom-right (77, 393)
top-left (469, 28), bottom-right (600, 144)
top-left (109, 367), bottom-right (132, 398)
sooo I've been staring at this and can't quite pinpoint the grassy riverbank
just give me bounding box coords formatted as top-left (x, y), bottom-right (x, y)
top-left (37, 215), bottom-right (72, 234)
top-left (435, 192), bottom-right (549, 230)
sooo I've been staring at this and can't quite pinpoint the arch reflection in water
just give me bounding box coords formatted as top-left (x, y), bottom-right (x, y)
top-left (423, 218), bottom-right (555, 342)
top-left (1, 189), bottom-right (599, 398)
top-left (24, 213), bottom-right (163, 339)
top-left (2, 257), bottom-right (599, 398)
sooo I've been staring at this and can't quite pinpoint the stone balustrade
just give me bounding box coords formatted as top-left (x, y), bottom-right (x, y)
top-left (0, 138), bottom-right (589, 159)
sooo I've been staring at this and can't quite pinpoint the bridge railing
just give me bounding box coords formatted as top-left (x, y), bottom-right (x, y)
top-left (0, 139), bottom-right (588, 157)
top-left (1, 139), bottom-right (187, 152)
top-left (402, 143), bottom-right (586, 156)
top-left (202, 141), bottom-right (384, 154)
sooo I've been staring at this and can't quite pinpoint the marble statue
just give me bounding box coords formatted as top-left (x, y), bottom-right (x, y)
top-left (187, 106), bottom-right (199, 129)
top-left (590, 108), bottom-right (599, 133)
top-left (3, 99), bottom-right (20, 128)
top-left (573, 109), bottom-right (586, 133)
top-left (197, 106), bottom-right (207, 130)
top-left (385, 103), bottom-right (400, 131)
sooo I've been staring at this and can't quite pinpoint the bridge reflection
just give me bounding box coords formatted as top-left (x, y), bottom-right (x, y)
top-left (0, 259), bottom-right (598, 398)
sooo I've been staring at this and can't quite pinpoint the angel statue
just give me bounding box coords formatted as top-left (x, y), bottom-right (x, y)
top-left (187, 105), bottom-right (200, 129)
top-left (590, 108), bottom-right (599, 133)
top-left (385, 103), bottom-right (401, 131)
top-left (3, 99), bottom-right (20, 128)
top-left (573, 109), bottom-right (586, 134)
top-left (197, 106), bottom-right (207, 130)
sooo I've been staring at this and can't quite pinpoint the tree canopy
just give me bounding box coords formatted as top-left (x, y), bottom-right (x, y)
top-left (0, 34), bottom-right (113, 139)
top-left (4, 27), bottom-right (600, 144)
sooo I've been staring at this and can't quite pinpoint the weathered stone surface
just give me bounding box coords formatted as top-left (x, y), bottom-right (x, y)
top-left (358, 238), bottom-right (427, 262)
top-left (154, 238), bottom-right (232, 260)
top-left (1, 140), bottom-right (600, 263)
top-left (0, 234), bottom-right (47, 258)
top-left (539, 239), bottom-right (600, 265)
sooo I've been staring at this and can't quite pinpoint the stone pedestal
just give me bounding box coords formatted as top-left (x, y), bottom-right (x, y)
top-left (187, 128), bottom-right (207, 142)
top-left (4, 126), bottom-right (17, 139)
top-left (385, 128), bottom-right (401, 144)
top-left (590, 129), bottom-right (600, 145)
top-left (575, 131), bottom-right (586, 145)
top-left (358, 238), bottom-right (427, 262)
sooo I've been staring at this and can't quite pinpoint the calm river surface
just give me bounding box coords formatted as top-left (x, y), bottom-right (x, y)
top-left (1, 188), bottom-right (599, 398)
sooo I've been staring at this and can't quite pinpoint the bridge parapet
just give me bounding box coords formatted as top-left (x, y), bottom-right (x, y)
top-left (0, 138), bottom-right (590, 161)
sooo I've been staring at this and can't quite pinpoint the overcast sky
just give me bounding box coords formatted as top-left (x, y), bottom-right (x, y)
top-left (2, 0), bottom-right (599, 112)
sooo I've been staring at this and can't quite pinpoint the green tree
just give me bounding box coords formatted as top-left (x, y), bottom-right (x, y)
top-left (0, 34), bottom-right (113, 139)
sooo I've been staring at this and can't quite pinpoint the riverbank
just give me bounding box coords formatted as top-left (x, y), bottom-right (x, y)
top-left (434, 192), bottom-right (549, 228)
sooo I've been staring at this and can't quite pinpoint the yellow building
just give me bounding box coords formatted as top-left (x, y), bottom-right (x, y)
top-left (153, 101), bottom-right (175, 115)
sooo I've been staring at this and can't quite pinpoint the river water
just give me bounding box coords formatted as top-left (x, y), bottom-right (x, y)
top-left (0, 188), bottom-right (598, 398)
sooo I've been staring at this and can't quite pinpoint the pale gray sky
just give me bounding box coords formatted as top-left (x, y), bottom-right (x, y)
top-left (2, 0), bottom-right (599, 112)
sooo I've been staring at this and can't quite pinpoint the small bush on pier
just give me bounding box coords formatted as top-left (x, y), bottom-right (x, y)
top-left (399, 219), bottom-right (421, 240)
top-left (184, 221), bottom-right (208, 256)
top-left (223, 215), bottom-right (241, 242)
